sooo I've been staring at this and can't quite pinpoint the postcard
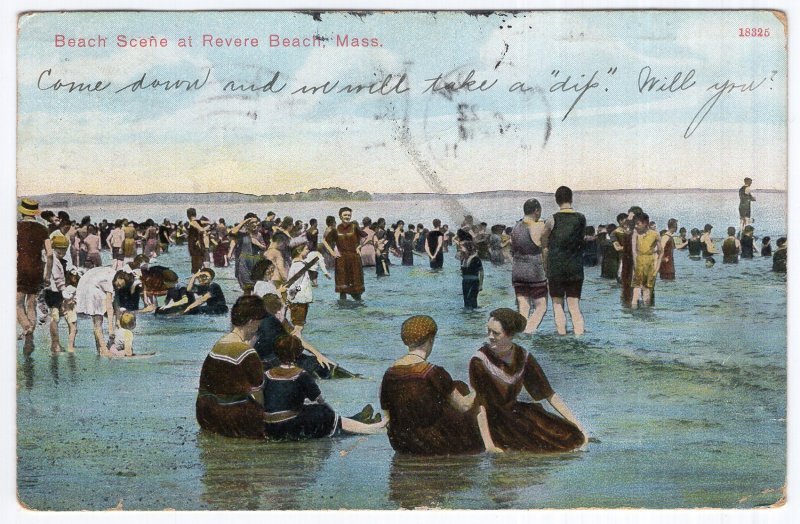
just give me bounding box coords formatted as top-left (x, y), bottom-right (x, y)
top-left (12, 8), bottom-right (789, 514)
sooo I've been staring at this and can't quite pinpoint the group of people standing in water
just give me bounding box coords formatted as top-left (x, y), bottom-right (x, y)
top-left (16, 177), bottom-right (786, 454)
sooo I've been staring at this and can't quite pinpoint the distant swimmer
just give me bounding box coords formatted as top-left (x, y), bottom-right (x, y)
top-left (739, 177), bottom-right (756, 232)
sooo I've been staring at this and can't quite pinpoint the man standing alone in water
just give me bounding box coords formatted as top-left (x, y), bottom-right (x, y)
top-left (739, 177), bottom-right (756, 233)
top-left (542, 186), bottom-right (586, 336)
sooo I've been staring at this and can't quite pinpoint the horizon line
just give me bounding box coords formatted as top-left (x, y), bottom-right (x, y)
top-left (23, 187), bottom-right (788, 199)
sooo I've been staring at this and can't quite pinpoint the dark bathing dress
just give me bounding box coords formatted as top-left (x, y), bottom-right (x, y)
top-left (600, 234), bottom-right (620, 279)
top-left (461, 255), bottom-right (483, 309)
top-left (427, 230), bottom-right (444, 269)
top-left (616, 228), bottom-right (634, 303)
top-left (17, 220), bottom-right (49, 294)
top-left (196, 341), bottom-right (265, 438)
top-left (262, 365), bottom-right (341, 440)
top-left (740, 235), bottom-right (755, 259)
top-left (334, 222), bottom-right (367, 295)
top-left (469, 345), bottom-right (584, 452)
top-left (659, 234), bottom-right (676, 280)
top-left (546, 210), bottom-right (586, 297)
top-left (687, 238), bottom-right (703, 259)
top-left (402, 230), bottom-right (415, 266)
top-left (722, 238), bottom-right (739, 264)
top-left (187, 282), bottom-right (229, 315)
top-left (380, 361), bottom-right (484, 455)
top-left (739, 185), bottom-right (755, 219)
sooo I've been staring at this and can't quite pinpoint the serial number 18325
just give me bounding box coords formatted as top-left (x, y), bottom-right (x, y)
top-left (739, 27), bottom-right (771, 37)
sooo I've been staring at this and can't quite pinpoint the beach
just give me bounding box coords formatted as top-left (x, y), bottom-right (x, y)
top-left (17, 190), bottom-right (786, 510)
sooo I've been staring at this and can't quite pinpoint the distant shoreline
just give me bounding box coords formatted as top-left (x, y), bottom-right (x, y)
top-left (29, 188), bottom-right (786, 208)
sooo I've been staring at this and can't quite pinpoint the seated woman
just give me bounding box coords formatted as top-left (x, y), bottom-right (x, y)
top-left (154, 271), bottom-right (191, 314)
top-left (254, 293), bottom-right (341, 379)
top-left (469, 308), bottom-right (587, 452)
top-left (380, 315), bottom-right (493, 455)
top-left (183, 268), bottom-right (229, 315)
top-left (262, 334), bottom-right (385, 440)
top-left (196, 296), bottom-right (269, 439)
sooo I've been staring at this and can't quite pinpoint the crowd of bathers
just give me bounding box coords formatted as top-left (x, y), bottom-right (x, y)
top-left (16, 183), bottom-right (786, 454)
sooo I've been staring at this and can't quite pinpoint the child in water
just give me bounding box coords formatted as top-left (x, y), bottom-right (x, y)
top-left (61, 271), bottom-right (80, 352)
top-left (108, 312), bottom-right (136, 357)
top-left (262, 335), bottom-right (385, 440)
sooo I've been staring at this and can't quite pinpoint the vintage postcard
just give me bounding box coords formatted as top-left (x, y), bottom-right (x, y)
top-left (11, 7), bottom-right (790, 515)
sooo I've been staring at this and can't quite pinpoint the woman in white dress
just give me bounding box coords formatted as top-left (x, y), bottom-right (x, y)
top-left (76, 266), bottom-right (128, 355)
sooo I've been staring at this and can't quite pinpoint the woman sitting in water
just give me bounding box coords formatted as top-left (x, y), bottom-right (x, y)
top-left (469, 308), bottom-right (587, 452)
top-left (380, 315), bottom-right (495, 455)
top-left (262, 334), bottom-right (385, 440)
top-left (196, 295), bottom-right (269, 439)
top-left (183, 268), bottom-right (228, 315)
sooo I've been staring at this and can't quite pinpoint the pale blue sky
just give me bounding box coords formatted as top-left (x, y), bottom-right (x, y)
top-left (16, 10), bottom-right (787, 195)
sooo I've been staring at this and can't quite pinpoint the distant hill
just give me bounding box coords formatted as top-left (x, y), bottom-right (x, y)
top-left (31, 187), bottom-right (785, 208)
top-left (33, 187), bottom-right (372, 208)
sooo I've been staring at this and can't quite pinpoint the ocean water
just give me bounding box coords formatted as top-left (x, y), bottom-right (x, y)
top-left (17, 191), bottom-right (786, 510)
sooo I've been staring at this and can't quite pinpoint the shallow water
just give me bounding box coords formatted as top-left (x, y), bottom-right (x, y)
top-left (17, 191), bottom-right (786, 510)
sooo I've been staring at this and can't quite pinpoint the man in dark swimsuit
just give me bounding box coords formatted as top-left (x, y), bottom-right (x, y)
top-left (542, 186), bottom-right (586, 335)
top-left (739, 177), bottom-right (756, 233)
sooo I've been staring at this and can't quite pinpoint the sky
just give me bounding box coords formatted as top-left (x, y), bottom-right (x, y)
top-left (16, 10), bottom-right (788, 195)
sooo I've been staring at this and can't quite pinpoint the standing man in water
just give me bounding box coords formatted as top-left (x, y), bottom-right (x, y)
top-left (542, 186), bottom-right (586, 336)
top-left (186, 208), bottom-right (208, 274)
top-left (425, 219), bottom-right (444, 270)
top-left (17, 198), bottom-right (53, 355)
top-left (739, 177), bottom-right (756, 233)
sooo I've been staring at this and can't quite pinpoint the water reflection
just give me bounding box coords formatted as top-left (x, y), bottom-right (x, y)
top-left (21, 355), bottom-right (34, 390)
top-left (20, 352), bottom-right (81, 390)
top-left (66, 353), bottom-right (78, 384)
top-left (197, 431), bottom-right (334, 510)
top-left (484, 451), bottom-right (579, 508)
top-left (49, 353), bottom-right (59, 385)
top-left (388, 453), bottom-right (482, 509)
